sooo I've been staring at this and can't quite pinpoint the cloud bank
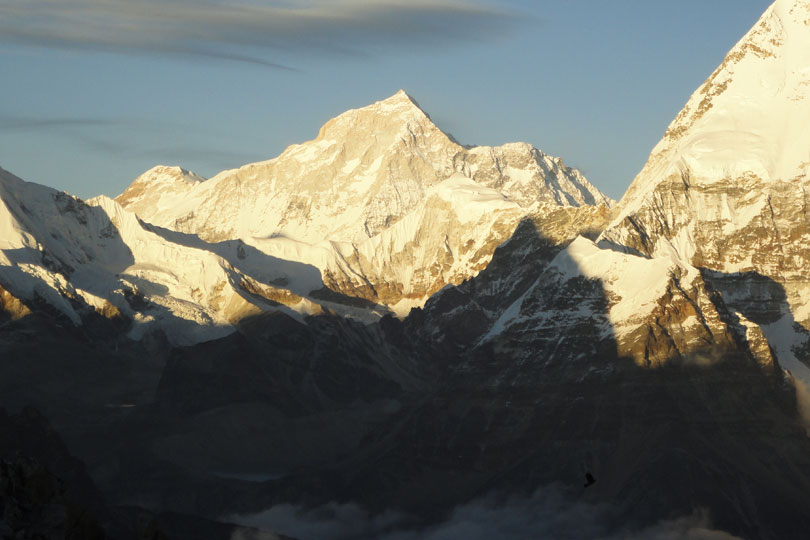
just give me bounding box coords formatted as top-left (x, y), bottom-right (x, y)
top-left (0, 0), bottom-right (517, 67)
top-left (228, 485), bottom-right (742, 540)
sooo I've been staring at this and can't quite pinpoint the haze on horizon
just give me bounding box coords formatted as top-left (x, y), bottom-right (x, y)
top-left (1, 0), bottom-right (772, 201)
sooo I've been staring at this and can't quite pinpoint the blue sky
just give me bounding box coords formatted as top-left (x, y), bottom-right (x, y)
top-left (1, 0), bottom-right (772, 200)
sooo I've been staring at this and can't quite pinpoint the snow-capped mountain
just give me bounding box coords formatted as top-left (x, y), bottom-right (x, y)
top-left (119, 90), bottom-right (609, 243)
top-left (114, 90), bottom-right (611, 315)
top-left (599, 0), bottom-right (810, 385)
top-left (0, 92), bottom-right (611, 342)
top-left (604, 0), bottom-right (810, 255)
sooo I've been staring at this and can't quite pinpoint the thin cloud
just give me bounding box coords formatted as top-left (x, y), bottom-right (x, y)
top-left (0, 114), bottom-right (120, 130)
top-left (0, 0), bottom-right (519, 68)
top-left (0, 114), bottom-right (127, 154)
top-left (131, 145), bottom-right (266, 171)
top-left (0, 114), bottom-right (262, 172)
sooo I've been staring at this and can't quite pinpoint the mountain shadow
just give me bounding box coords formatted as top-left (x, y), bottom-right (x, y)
top-left (0, 406), bottom-right (298, 540)
top-left (141, 220), bottom-right (394, 314)
top-left (702, 268), bottom-right (810, 432)
top-left (306, 255), bottom-right (810, 540)
top-left (138, 223), bottom-right (323, 295)
top-left (4, 208), bottom-right (810, 539)
top-left (0, 188), bottom-right (175, 437)
top-left (61, 218), bottom-right (810, 540)
top-left (100, 213), bottom-right (604, 511)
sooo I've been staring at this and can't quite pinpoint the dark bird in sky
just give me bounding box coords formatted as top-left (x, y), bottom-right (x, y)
top-left (584, 472), bottom-right (596, 488)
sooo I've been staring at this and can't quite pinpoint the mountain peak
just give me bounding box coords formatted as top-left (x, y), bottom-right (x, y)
top-left (115, 165), bottom-right (206, 221)
top-left (381, 89), bottom-right (422, 108)
top-left (609, 0), bottom-right (810, 220)
top-left (314, 90), bottom-right (438, 145)
top-left (124, 165), bottom-right (206, 187)
top-left (364, 89), bottom-right (429, 119)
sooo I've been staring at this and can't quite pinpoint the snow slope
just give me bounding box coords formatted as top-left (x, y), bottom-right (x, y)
top-left (612, 0), bottom-right (810, 223)
top-left (0, 167), bottom-right (324, 345)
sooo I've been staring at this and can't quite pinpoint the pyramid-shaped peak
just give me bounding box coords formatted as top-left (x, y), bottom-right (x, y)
top-left (325, 90), bottom-right (429, 122)
top-left (369, 89), bottom-right (429, 116)
top-left (382, 89), bottom-right (420, 105)
top-left (316, 89), bottom-right (439, 142)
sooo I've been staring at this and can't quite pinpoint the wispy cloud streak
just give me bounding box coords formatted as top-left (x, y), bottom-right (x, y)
top-left (0, 113), bottom-right (262, 171)
top-left (0, 114), bottom-right (120, 130)
top-left (0, 0), bottom-right (517, 68)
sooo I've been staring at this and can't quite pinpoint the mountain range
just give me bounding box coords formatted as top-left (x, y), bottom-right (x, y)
top-left (2, 0), bottom-right (810, 538)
